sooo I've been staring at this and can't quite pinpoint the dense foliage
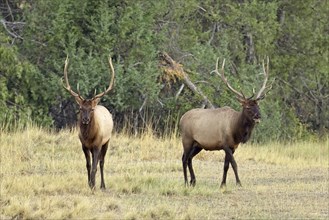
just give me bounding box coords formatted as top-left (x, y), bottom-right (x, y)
top-left (1, 0), bottom-right (328, 141)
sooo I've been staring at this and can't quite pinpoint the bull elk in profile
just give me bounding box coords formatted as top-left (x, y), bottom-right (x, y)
top-left (63, 55), bottom-right (115, 190)
top-left (180, 57), bottom-right (271, 188)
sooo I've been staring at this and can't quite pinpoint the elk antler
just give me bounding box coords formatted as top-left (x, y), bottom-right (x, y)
top-left (256, 57), bottom-right (272, 100)
top-left (214, 58), bottom-right (245, 100)
top-left (63, 55), bottom-right (84, 100)
top-left (93, 55), bottom-right (115, 100)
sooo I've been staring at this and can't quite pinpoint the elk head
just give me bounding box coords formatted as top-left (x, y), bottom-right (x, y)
top-left (214, 57), bottom-right (272, 123)
top-left (63, 55), bottom-right (115, 125)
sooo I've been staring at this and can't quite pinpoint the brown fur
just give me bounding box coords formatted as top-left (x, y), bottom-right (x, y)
top-left (180, 103), bottom-right (259, 188)
top-left (180, 57), bottom-right (271, 188)
top-left (78, 101), bottom-right (113, 190)
top-left (63, 55), bottom-right (115, 190)
top-left (78, 105), bottom-right (113, 149)
top-left (180, 106), bottom-right (254, 151)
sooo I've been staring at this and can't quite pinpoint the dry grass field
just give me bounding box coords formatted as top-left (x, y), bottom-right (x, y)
top-left (0, 126), bottom-right (328, 219)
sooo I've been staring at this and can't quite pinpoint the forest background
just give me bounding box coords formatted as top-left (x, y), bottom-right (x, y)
top-left (0, 0), bottom-right (328, 142)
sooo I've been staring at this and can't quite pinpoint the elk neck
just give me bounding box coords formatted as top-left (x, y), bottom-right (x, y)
top-left (79, 116), bottom-right (99, 145)
top-left (233, 110), bottom-right (256, 144)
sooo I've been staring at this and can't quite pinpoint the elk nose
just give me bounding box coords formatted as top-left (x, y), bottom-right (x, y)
top-left (253, 113), bottom-right (261, 123)
top-left (82, 118), bottom-right (90, 125)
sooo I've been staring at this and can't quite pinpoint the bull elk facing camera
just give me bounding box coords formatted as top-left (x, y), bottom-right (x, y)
top-left (180, 57), bottom-right (272, 188)
top-left (63, 55), bottom-right (115, 190)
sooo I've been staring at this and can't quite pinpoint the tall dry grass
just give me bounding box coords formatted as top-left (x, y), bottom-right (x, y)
top-left (0, 126), bottom-right (328, 219)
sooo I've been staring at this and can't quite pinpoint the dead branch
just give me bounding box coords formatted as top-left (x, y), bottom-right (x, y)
top-left (159, 52), bottom-right (214, 108)
top-left (0, 19), bottom-right (23, 40)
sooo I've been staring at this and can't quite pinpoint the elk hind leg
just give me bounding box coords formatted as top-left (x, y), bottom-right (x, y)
top-left (182, 152), bottom-right (189, 186)
top-left (188, 145), bottom-right (202, 186)
top-left (182, 140), bottom-right (193, 186)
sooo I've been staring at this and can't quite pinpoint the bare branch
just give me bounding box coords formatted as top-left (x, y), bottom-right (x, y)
top-left (5, 0), bottom-right (14, 21)
top-left (197, 5), bottom-right (207, 12)
top-left (207, 23), bottom-right (217, 45)
top-left (139, 96), bottom-right (148, 113)
top-left (277, 78), bottom-right (314, 102)
top-left (0, 19), bottom-right (23, 40)
top-left (175, 84), bottom-right (185, 100)
top-left (160, 52), bottom-right (214, 108)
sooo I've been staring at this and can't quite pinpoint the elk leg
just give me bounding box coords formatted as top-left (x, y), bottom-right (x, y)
top-left (99, 141), bottom-right (109, 190)
top-left (220, 152), bottom-right (230, 188)
top-left (182, 140), bottom-right (194, 186)
top-left (182, 152), bottom-right (189, 186)
top-left (82, 145), bottom-right (91, 186)
top-left (222, 147), bottom-right (241, 187)
top-left (188, 146), bottom-right (202, 186)
top-left (90, 148), bottom-right (101, 189)
top-left (230, 150), bottom-right (241, 186)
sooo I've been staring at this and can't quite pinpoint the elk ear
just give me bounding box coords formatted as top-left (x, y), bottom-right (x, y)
top-left (92, 97), bottom-right (101, 107)
top-left (238, 98), bottom-right (247, 106)
top-left (240, 100), bottom-right (253, 109)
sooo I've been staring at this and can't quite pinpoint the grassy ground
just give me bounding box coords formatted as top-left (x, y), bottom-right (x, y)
top-left (0, 126), bottom-right (328, 219)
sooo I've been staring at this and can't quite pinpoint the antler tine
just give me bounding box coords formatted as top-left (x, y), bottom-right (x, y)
top-left (216, 57), bottom-right (245, 99)
top-left (76, 83), bottom-right (83, 99)
top-left (63, 56), bottom-right (83, 99)
top-left (256, 56), bottom-right (270, 100)
top-left (93, 55), bottom-right (115, 100)
top-left (246, 88), bottom-right (256, 100)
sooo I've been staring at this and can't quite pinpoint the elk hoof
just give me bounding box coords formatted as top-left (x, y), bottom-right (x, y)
top-left (190, 179), bottom-right (196, 187)
top-left (220, 182), bottom-right (226, 189)
top-left (90, 185), bottom-right (96, 192)
top-left (89, 181), bottom-right (96, 190)
top-left (236, 182), bottom-right (242, 187)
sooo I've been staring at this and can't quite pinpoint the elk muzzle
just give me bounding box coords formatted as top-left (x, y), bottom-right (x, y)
top-left (253, 113), bottom-right (261, 123)
top-left (81, 118), bottom-right (90, 125)
top-left (80, 110), bottom-right (92, 125)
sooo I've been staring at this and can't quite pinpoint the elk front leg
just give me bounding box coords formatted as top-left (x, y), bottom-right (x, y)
top-left (99, 142), bottom-right (109, 190)
top-left (230, 149), bottom-right (242, 186)
top-left (90, 148), bottom-right (101, 189)
top-left (221, 147), bottom-right (241, 188)
top-left (220, 151), bottom-right (230, 188)
top-left (82, 145), bottom-right (91, 186)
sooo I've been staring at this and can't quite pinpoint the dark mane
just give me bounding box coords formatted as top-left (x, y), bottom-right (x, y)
top-left (233, 112), bottom-right (256, 144)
